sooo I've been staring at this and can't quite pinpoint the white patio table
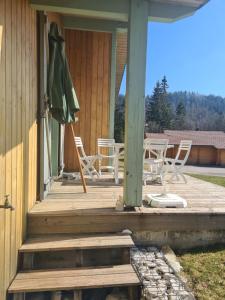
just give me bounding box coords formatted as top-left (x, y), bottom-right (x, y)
top-left (113, 143), bottom-right (174, 185)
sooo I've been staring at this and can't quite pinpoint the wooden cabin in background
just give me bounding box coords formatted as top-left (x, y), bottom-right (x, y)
top-left (145, 130), bottom-right (225, 166)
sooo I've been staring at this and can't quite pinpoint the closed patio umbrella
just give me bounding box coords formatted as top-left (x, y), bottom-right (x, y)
top-left (48, 22), bottom-right (80, 123)
top-left (47, 22), bottom-right (86, 192)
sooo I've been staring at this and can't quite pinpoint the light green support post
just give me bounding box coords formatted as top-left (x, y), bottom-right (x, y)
top-left (109, 30), bottom-right (117, 140)
top-left (123, 0), bottom-right (148, 207)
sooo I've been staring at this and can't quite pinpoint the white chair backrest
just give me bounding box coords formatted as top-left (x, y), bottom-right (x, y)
top-left (97, 138), bottom-right (115, 154)
top-left (144, 138), bottom-right (168, 159)
top-left (74, 137), bottom-right (86, 158)
top-left (175, 140), bottom-right (192, 164)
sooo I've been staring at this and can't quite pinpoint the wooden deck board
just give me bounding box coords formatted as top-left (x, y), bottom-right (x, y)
top-left (28, 175), bottom-right (225, 234)
top-left (30, 175), bottom-right (225, 214)
top-left (8, 265), bottom-right (140, 293)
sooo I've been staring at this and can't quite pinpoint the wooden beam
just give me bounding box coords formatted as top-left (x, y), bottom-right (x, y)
top-left (30, 0), bottom-right (209, 23)
top-left (123, 0), bottom-right (148, 207)
top-left (63, 16), bottom-right (127, 33)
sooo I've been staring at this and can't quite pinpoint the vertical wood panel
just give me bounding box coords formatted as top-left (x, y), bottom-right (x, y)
top-left (90, 31), bottom-right (98, 157)
top-left (5, 0), bottom-right (12, 288)
top-left (0, 0), bottom-right (38, 299)
top-left (10, 0), bottom-right (17, 279)
top-left (64, 30), bottom-right (111, 171)
top-left (15, 0), bottom-right (23, 280)
top-left (103, 33), bottom-right (111, 139)
top-left (97, 33), bottom-right (104, 141)
top-left (0, 0), bottom-right (6, 298)
top-left (85, 31), bottom-right (93, 154)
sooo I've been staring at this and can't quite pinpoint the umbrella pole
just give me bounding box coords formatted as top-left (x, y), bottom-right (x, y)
top-left (70, 124), bottom-right (87, 193)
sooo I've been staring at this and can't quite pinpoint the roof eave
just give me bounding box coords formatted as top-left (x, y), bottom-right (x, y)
top-left (30, 0), bottom-right (210, 23)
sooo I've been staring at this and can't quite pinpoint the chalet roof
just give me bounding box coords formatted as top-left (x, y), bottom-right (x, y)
top-left (145, 130), bottom-right (225, 150)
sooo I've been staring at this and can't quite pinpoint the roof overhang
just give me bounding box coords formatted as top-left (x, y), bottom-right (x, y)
top-left (30, 0), bottom-right (209, 23)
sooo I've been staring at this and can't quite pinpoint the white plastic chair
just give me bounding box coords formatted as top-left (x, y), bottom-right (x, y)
top-left (97, 138), bottom-right (116, 176)
top-left (143, 138), bottom-right (168, 185)
top-left (74, 137), bottom-right (99, 180)
top-left (165, 140), bottom-right (192, 183)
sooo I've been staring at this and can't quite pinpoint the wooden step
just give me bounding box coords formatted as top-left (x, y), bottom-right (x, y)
top-left (20, 233), bottom-right (134, 253)
top-left (8, 265), bottom-right (140, 299)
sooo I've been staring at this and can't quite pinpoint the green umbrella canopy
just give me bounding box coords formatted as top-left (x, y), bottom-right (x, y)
top-left (48, 22), bottom-right (80, 124)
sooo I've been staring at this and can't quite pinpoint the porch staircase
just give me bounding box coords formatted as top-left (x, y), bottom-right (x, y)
top-left (8, 233), bottom-right (140, 300)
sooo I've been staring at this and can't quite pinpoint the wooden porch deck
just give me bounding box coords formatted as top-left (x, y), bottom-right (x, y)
top-left (28, 175), bottom-right (225, 235)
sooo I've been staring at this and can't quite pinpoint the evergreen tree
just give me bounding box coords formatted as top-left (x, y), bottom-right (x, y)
top-left (176, 101), bottom-right (186, 117)
top-left (175, 101), bottom-right (186, 129)
top-left (161, 75), bottom-right (169, 94)
top-left (145, 76), bottom-right (173, 132)
top-left (159, 76), bottom-right (173, 130)
top-left (114, 95), bottom-right (125, 142)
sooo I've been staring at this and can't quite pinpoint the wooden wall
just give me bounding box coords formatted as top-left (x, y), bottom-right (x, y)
top-left (64, 29), bottom-right (112, 171)
top-left (198, 146), bottom-right (217, 165)
top-left (167, 145), bottom-right (221, 165)
top-left (0, 0), bottom-right (37, 299)
top-left (216, 149), bottom-right (225, 166)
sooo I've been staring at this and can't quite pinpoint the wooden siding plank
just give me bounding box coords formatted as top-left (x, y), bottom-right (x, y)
top-left (80, 31), bottom-right (87, 148)
top-left (109, 31), bottom-right (116, 139)
top-left (16, 0), bottom-right (23, 278)
top-left (96, 32), bottom-right (104, 141)
top-left (5, 0), bottom-right (12, 288)
top-left (90, 31), bottom-right (98, 156)
top-left (85, 31), bottom-right (92, 154)
top-left (102, 32), bottom-right (110, 139)
top-left (74, 30), bottom-right (81, 138)
top-left (10, 0), bottom-right (17, 280)
top-left (0, 0), bottom-right (6, 297)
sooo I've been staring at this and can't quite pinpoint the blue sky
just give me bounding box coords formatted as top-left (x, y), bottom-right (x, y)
top-left (120, 0), bottom-right (225, 97)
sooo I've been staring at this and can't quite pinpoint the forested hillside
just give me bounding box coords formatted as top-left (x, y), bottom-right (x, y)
top-left (168, 91), bottom-right (225, 131)
top-left (114, 77), bottom-right (225, 142)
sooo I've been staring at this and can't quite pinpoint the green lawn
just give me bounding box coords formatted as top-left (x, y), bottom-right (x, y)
top-left (187, 174), bottom-right (225, 188)
top-left (178, 245), bottom-right (225, 300)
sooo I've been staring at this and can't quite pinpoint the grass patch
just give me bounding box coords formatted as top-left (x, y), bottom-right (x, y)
top-left (178, 245), bottom-right (225, 300)
top-left (187, 174), bottom-right (225, 188)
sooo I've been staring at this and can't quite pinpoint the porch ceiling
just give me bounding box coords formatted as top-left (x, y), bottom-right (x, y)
top-left (30, 0), bottom-right (209, 23)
